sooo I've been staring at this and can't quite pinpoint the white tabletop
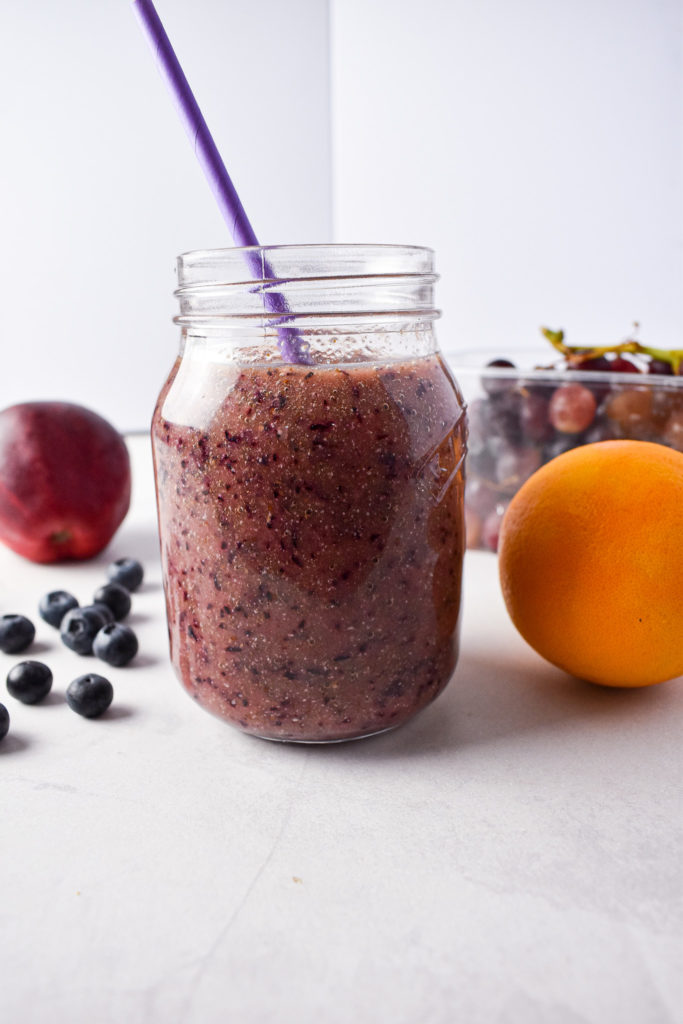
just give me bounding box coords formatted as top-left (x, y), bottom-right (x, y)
top-left (2, 435), bottom-right (681, 1024)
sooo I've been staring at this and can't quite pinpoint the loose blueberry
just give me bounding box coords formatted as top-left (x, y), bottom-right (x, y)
top-left (66, 674), bottom-right (113, 718)
top-left (92, 602), bottom-right (115, 625)
top-left (0, 614), bottom-right (35, 654)
top-left (38, 590), bottom-right (79, 629)
top-left (107, 557), bottom-right (144, 593)
top-left (0, 702), bottom-right (9, 741)
top-left (93, 623), bottom-right (139, 667)
top-left (83, 604), bottom-right (114, 628)
top-left (6, 661), bottom-right (53, 704)
top-left (93, 583), bottom-right (131, 621)
top-left (60, 606), bottom-right (111, 656)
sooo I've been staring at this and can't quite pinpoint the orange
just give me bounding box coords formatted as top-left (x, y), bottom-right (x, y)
top-left (498, 440), bottom-right (683, 687)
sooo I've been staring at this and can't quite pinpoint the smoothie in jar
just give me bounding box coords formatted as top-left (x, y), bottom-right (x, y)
top-left (151, 245), bottom-right (467, 742)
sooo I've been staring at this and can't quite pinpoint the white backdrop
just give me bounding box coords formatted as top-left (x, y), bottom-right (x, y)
top-left (0, 0), bottom-right (332, 431)
top-left (331, 0), bottom-right (683, 360)
top-left (0, 1), bottom-right (681, 431)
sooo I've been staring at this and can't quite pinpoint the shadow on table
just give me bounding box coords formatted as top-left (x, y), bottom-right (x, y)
top-left (306, 646), bottom-right (673, 763)
top-left (0, 732), bottom-right (31, 755)
top-left (28, 691), bottom-right (64, 708)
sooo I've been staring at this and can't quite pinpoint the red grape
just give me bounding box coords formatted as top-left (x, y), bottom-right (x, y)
top-left (465, 476), bottom-right (499, 518)
top-left (570, 355), bottom-right (612, 373)
top-left (647, 358), bottom-right (674, 376)
top-left (582, 419), bottom-right (618, 444)
top-left (464, 342), bottom-right (683, 552)
top-left (520, 392), bottom-right (552, 442)
top-left (465, 397), bottom-right (491, 458)
top-left (495, 444), bottom-right (542, 491)
top-left (567, 357), bottom-right (612, 402)
top-left (605, 388), bottom-right (655, 437)
top-left (662, 410), bottom-right (683, 451)
top-left (482, 359), bottom-right (517, 397)
top-left (544, 434), bottom-right (578, 461)
top-left (609, 356), bottom-right (642, 374)
top-left (548, 383), bottom-right (597, 433)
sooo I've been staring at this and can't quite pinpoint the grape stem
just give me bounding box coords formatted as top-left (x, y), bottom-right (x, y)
top-left (540, 327), bottom-right (683, 374)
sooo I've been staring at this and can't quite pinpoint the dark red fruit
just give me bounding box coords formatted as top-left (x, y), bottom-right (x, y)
top-left (495, 444), bottom-right (542, 491)
top-left (662, 410), bottom-right (683, 451)
top-left (604, 388), bottom-right (658, 439)
top-left (647, 358), bottom-right (674, 376)
top-left (567, 357), bottom-right (612, 401)
top-left (482, 359), bottom-right (517, 397)
top-left (464, 476), bottom-right (499, 518)
top-left (608, 356), bottom-right (641, 374)
top-left (569, 355), bottom-right (612, 373)
top-left (0, 402), bottom-right (131, 563)
top-left (548, 383), bottom-right (597, 434)
top-left (519, 392), bottom-right (552, 442)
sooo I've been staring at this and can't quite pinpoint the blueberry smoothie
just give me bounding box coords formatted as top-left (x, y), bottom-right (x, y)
top-left (152, 353), bottom-right (466, 741)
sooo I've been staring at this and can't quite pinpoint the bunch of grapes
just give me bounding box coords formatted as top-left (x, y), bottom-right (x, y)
top-left (465, 330), bottom-right (683, 552)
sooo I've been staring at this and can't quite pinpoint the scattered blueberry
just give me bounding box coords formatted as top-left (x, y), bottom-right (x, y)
top-left (0, 702), bottom-right (9, 741)
top-left (107, 557), bottom-right (144, 593)
top-left (66, 674), bottom-right (113, 718)
top-left (6, 661), bottom-right (53, 705)
top-left (92, 602), bottom-right (115, 625)
top-left (38, 590), bottom-right (79, 629)
top-left (82, 604), bottom-right (114, 628)
top-left (93, 623), bottom-right (138, 667)
top-left (60, 605), bottom-right (111, 656)
top-left (93, 582), bottom-right (131, 621)
top-left (0, 614), bottom-right (35, 654)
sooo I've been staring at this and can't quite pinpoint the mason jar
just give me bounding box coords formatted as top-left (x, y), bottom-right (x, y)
top-left (151, 244), bottom-right (467, 742)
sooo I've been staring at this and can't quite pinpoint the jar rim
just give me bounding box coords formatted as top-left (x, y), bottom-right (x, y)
top-left (178, 242), bottom-right (435, 262)
top-left (175, 244), bottom-right (440, 325)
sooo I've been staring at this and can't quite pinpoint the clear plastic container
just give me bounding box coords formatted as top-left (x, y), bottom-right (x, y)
top-left (451, 348), bottom-right (683, 552)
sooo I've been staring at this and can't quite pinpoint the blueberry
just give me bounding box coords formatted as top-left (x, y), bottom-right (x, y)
top-left (0, 614), bottom-right (35, 654)
top-left (38, 590), bottom-right (79, 629)
top-left (6, 661), bottom-right (53, 704)
top-left (66, 674), bottom-right (113, 718)
top-left (60, 605), bottom-right (111, 656)
top-left (84, 604), bottom-right (114, 627)
top-left (107, 558), bottom-right (144, 593)
top-left (93, 623), bottom-right (138, 667)
top-left (93, 583), bottom-right (131, 621)
top-left (92, 602), bottom-right (115, 625)
top-left (0, 703), bottom-right (9, 741)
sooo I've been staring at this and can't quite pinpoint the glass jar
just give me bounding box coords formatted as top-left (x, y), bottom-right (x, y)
top-left (151, 244), bottom-right (467, 742)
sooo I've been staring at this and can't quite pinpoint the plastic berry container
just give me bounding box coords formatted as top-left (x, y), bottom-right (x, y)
top-left (450, 340), bottom-right (683, 552)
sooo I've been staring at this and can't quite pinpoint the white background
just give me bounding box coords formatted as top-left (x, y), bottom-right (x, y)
top-left (332, 0), bottom-right (683, 358)
top-left (0, 0), bottom-right (332, 432)
top-left (0, 0), bottom-right (681, 429)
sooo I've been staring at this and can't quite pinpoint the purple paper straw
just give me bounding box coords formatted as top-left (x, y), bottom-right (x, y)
top-left (132, 0), bottom-right (309, 364)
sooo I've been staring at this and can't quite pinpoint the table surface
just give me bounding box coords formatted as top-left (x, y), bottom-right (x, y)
top-left (2, 435), bottom-right (681, 1024)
